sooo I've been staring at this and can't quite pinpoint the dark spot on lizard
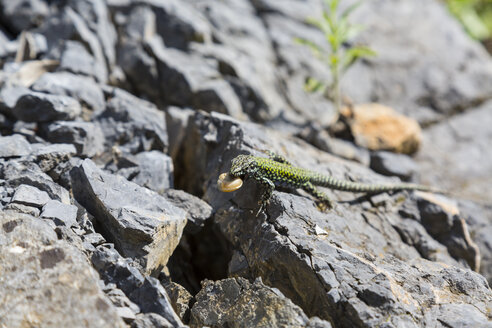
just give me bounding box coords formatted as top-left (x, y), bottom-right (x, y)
top-left (40, 247), bottom-right (65, 269)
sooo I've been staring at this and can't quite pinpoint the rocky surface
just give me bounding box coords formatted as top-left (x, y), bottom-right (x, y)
top-left (0, 0), bottom-right (490, 327)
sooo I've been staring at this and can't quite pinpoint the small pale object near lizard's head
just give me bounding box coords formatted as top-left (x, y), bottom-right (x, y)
top-left (217, 173), bottom-right (243, 192)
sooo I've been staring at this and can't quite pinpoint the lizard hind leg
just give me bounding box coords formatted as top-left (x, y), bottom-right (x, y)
top-left (265, 150), bottom-right (293, 166)
top-left (302, 181), bottom-right (334, 212)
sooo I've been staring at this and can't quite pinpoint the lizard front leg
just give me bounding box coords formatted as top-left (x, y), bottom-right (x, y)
top-left (301, 181), bottom-right (334, 211)
top-left (251, 174), bottom-right (275, 216)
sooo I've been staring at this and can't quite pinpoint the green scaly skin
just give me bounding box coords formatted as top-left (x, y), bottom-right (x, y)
top-left (228, 153), bottom-right (439, 214)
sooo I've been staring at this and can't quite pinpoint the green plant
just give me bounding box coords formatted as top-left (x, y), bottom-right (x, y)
top-left (295, 0), bottom-right (375, 117)
top-left (446, 0), bottom-right (492, 40)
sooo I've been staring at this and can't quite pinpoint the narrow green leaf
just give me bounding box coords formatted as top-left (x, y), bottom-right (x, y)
top-left (304, 77), bottom-right (326, 93)
top-left (294, 37), bottom-right (323, 57)
top-left (341, 1), bottom-right (363, 19)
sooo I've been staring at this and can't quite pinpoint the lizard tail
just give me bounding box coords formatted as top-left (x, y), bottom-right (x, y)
top-left (315, 175), bottom-right (444, 194)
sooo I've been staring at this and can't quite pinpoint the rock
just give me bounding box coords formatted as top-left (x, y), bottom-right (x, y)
top-left (190, 277), bottom-right (332, 328)
top-left (177, 111), bottom-right (491, 327)
top-left (416, 100), bottom-right (492, 204)
top-left (161, 189), bottom-right (212, 234)
top-left (0, 134), bottom-right (32, 158)
top-left (0, 0), bottom-right (49, 34)
top-left (2, 59), bottom-right (58, 88)
top-left (129, 277), bottom-right (184, 327)
top-left (4, 202), bottom-right (40, 217)
top-left (342, 0), bottom-right (492, 123)
top-left (347, 103), bottom-right (422, 154)
top-left (11, 184), bottom-right (51, 208)
top-left (40, 200), bottom-right (78, 227)
top-left (13, 91), bottom-right (81, 122)
top-left (0, 212), bottom-right (126, 327)
top-left (415, 192), bottom-right (480, 271)
top-left (165, 106), bottom-right (193, 161)
top-left (370, 151), bottom-right (418, 181)
top-left (128, 151), bottom-right (174, 193)
top-left (14, 31), bottom-right (47, 62)
top-left (458, 200), bottom-right (492, 284)
top-left (131, 313), bottom-right (173, 328)
top-left (0, 86), bottom-right (30, 114)
top-left (58, 40), bottom-right (108, 84)
top-left (97, 88), bottom-right (168, 152)
top-left (71, 159), bottom-right (187, 275)
top-left (163, 281), bottom-right (193, 323)
top-left (41, 121), bottom-right (104, 157)
top-left (32, 71), bottom-right (105, 115)
top-left (30, 143), bottom-right (77, 172)
top-left (297, 124), bottom-right (370, 166)
top-left (92, 245), bottom-right (183, 327)
top-left (0, 159), bottom-right (71, 204)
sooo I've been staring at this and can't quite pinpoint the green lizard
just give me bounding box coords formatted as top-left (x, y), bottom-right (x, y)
top-left (218, 153), bottom-right (440, 215)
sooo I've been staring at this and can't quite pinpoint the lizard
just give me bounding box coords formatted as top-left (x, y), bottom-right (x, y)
top-left (217, 153), bottom-right (441, 215)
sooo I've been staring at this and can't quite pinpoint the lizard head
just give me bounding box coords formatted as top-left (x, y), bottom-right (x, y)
top-left (230, 154), bottom-right (255, 177)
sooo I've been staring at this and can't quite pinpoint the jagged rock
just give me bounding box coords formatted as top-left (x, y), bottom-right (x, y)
top-left (2, 60), bottom-right (58, 88)
top-left (177, 111), bottom-right (491, 327)
top-left (32, 71), bottom-right (105, 115)
top-left (161, 189), bottom-right (212, 234)
top-left (190, 277), bottom-right (332, 328)
top-left (131, 313), bottom-right (174, 328)
top-left (97, 88), bottom-right (168, 152)
top-left (0, 0), bottom-right (49, 34)
top-left (347, 103), bottom-right (422, 154)
top-left (343, 0), bottom-right (492, 122)
top-left (11, 184), bottom-right (51, 208)
top-left (417, 99), bottom-right (492, 203)
top-left (71, 159), bottom-right (187, 274)
top-left (108, 150), bottom-right (174, 193)
top-left (165, 106), bottom-right (193, 160)
top-left (92, 245), bottom-right (183, 327)
top-left (458, 200), bottom-right (492, 284)
top-left (0, 211), bottom-right (126, 327)
top-left (40, 200), bottom-right (78, 227)
top-left (30, 143), bottom-right (77, 172)
top-left (370, 151), bottom-right (418, 181)
top-left (41, 121), bottom-right (104, 157)
top-left (57, 39), bottom-right (107, 83)
top-left (0, 159), bottom-right (71, 204)
top-left (0, 86), bottom-right (30, 114)
top-left (13, 91), bottom-right (81, 122)
top-left (4, 202), bottom-right (40, 216)
top-left (0, 134), bottom-right (32, 158)
top-left (163, 281), bottom-right (193, 323)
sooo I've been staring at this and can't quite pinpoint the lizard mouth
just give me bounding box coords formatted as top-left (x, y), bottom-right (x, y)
top-left (217, 173), bottom-right (243, 192)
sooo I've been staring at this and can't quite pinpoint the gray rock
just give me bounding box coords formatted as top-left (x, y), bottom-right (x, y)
top-left (30, 143), bottom-right (77, 172)
top-left (131, 313), bottom-right (173, 328)
top-left (417, 100), bottom-right (492, 204)
top-left (0, 211), bottom-right (126, 327)
top-left (4, 202), bottom-right (40, 217)
top-left (0, 0), bottom-right (49, 34)
top-left (129, 277), bottom-right (184, 327)
top-left (40, 200), bottom-right (78, 227)
top-left (13, 91), bottom-right (81, 122)
top-left (370, 151), bottom-right (418, 181)
top-left (42, 121), bottom-right (104, 157)
top-left (67, 0), bottom-right (117, 69)
top-left (32, 71), bottom-right (105, 115)
top-left (98, 88), bottom-right (168, 152)
top-left (92, 244), bottom-right (183, 327)
top-left (132, 151), bottom-right (173, 192)
top-left (71, 159), bottom-right (187, 275)
top-left (161, 189), bottom-right (212, 234)
top-left (0, 134), bottom-right (32, 158)
top-left (165, 106), bottom-right (193, 160)
top-left (0, 86), bottom-right (30, 115)
top-left (0, 159), bottom-right (71, 204)
top-left (177, 111), bottom-right (491, 327)
top-left (162, 281), bottom-right (193, 323)
top-left (344, 0), bottom-right (492, 122)
top-left (458, 200), bottom-right (492, 285)
top-left (11, 184), bottom-right (51, 208)
top-left (190, 277), bottom-right (332, 328)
